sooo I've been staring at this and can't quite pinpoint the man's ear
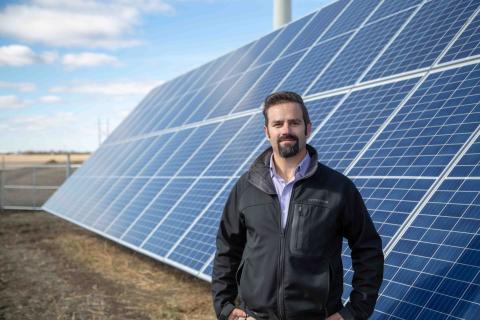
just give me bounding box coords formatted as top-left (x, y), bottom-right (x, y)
top-left (306, 122), bottom-right (312, 138)
top-left (264, 125), bottom-right (270, 139)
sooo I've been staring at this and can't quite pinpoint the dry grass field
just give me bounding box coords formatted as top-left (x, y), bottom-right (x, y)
top-left (1, 153), bottom-right (90, 166)
top-left (1, 153), bottom-right (215, 319)
top-left (0, 211), bottom-right (216, 320)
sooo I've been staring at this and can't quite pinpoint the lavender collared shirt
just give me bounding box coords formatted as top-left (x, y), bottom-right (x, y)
top-left (270, 151), bottom-right (311, 229)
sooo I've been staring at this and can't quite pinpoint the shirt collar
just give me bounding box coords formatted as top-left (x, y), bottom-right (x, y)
top-left (269, 151), bottom-right (311, 182)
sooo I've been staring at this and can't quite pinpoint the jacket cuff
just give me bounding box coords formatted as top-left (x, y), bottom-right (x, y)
top-left (338, 305), bottom-right (356, 320)
top-left (219, 302), bottom-right (235, 320)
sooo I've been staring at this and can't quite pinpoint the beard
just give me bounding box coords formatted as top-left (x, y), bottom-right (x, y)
top-left (277, 134), bottom-right (300, 158)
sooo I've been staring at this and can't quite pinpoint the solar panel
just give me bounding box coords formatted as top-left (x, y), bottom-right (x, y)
top-left (44, 0), bottom-right (480, 318)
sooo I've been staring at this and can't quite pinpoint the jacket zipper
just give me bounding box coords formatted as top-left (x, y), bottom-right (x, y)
top-left (274, 196), bottom-right (285, 320)
top-left (276, 185), bottom-right (298, 320)
top-left (278, 231), bottom-right (286, 320)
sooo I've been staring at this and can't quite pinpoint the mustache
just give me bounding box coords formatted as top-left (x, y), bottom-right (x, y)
top-left (278, 134), bottom-right (299, 142)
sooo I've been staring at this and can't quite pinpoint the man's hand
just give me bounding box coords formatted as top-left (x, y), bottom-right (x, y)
top-left (228, 308), bottom-right (247, 320)
top-left (326, 312), bottom-right (344, 320)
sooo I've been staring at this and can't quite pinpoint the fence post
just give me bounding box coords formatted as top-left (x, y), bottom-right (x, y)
top-left (0, 156), bottom-right (4, 211)
top-left (66, 153), bottom-right (72, 177)
top-left (32, 166), bottom-right (37, 208)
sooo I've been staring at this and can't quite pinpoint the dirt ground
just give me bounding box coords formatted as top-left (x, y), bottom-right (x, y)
top-left (0, 210), bottom-right (216, 320)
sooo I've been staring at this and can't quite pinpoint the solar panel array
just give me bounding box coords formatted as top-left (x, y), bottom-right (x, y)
top-left (44, 0), bottom-right (480, 318)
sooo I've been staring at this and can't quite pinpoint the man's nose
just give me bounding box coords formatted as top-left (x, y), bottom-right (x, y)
top-left (280, 123), bottom-right (291, 134)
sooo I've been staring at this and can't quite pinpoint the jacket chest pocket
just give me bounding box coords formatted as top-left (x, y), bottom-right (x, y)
top-left (290, 203), bottom-right (333, 256)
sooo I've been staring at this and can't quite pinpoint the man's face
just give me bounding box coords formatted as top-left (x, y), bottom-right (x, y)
top-left (264, 102), bottom-right (311, 158)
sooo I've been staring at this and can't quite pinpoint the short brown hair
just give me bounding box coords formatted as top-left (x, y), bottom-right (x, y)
top-left (263, 91), bottom-right (311, 129)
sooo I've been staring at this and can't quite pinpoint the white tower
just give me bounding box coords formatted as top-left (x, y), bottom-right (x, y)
top-left (273, 0), bottom-right (292, 30)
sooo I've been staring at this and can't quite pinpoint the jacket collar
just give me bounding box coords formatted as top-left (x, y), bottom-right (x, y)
top-left (247, 144), bottom-right (319, 195)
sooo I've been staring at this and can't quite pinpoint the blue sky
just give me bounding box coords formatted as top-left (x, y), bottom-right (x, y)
top-left (0, 0), bottom-right (331, 153)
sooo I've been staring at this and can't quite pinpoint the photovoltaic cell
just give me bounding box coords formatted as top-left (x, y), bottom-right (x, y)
top-left (77, 144), bottom-right (114, 176)
top-left (128, 94), bottom-right (174, 137)
top-left (83, 177), bottom-right (133, 227)
top-left (110, 138), bottom-right (154, 176)
top-left (43, 0), bottom-right (480, 316)
top-left (441, 12), bottom-right (480, 64)
top-left (305, 95), bottom-right (345, 130)
top-left (205, 114), bottom-right (265, 176)
top-left (106, 88), bottom-right (160, 143)
top-left (142, 178), bottom-right (228, 256)
top-left (150, 91), bottom-right (196, 132)
top-left (138, 128), bottom-right (194, 177)
top-left (372, 178), bottom-right (480, 319)
top-left (167, 85), bottom-right (216, 128)
top-left (170, 179), bottom-right (237, 272)
top-left (171, 67), bottom-right (206, 97)
top-left (105, 178), bottom-right (169, 238)
top-left (93, 178), bottom-right (149, 231)
top-left (340, 176), bottom-right (436, 301)
top-left (166, 68), bottom-right (203, 100)
top-left (368, 0), bottom-right (422, 23)
top-left (309, 78), bottom-right (419, 172)
top-left (233, 51), bottom-right (304, 113)
top-left (364, 0), bottom-right (479, 81)
top-left (226, 30), bottom-right (281, 78)
top-left (281, 0), bottom-right (349, 56)
top-left (323, 0), bottom-right (380, 39)
top-left (188, 59), bottom-right (222, 91)
top-left (253, 12), bottom-right (314, 67)
top-left (308, 8), bottom-right (413, 93)
top-left (207, 64), bottom-right (269, 118)
top-left (73, 149), bottom-right (102, 177)
top-left (45, 176), bottom-right (79, 213)
top-left (121, 178), bottom-right (194, 247)
top-left (351, 64), bottom-right (480, 177)
top-left (177, 117), bottom-right (247, 176)
top-left (124, 133), bottom-right (173, 177)
top-left (205, 43), bottom-right (253, 85)
top-left (351, 178), bottom-right (435, 249)
top-left (155, 123), bottom-right (218, 176)
top-left (69, 177), bottom-right (114, 220)
top-left (278, 34), bottom-right (350, 95)
top-left (86, 143), bottom-right (127, 176)
top-left (185, 75), bottom-right (241, 124)
top-left (449, 137), bottom-right (480, 178)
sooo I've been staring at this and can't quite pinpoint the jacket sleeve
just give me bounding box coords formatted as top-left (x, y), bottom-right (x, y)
top-left (211, 182), bottom-right (247, 320)
top-left (339, 181), bottom-right (384, 320)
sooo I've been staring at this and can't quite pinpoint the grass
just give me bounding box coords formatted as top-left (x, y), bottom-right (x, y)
top-left (0, 211), bottom-right (216, 320)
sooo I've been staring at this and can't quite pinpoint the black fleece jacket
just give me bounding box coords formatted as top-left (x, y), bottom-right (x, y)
top-left (212, 145), bottom-right (384, 320)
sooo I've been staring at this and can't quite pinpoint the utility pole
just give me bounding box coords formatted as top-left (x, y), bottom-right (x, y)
top-left (273, 0), bottom-right (292, 30)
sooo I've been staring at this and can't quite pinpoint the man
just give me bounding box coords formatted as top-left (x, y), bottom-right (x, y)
top-left (212, 91), bottom-right (384, 320)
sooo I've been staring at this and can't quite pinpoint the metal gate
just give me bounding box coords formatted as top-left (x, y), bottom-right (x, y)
top-left (0, 154), bottom-right (84, 210)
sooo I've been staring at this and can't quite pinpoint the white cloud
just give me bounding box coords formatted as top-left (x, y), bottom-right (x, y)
top-left (62, 52), bottom-right (119, 68)
top-left (0, 44), bottom-right (57, 66)
top-left (0, 81), bottom-right (37, 92)
top-left (0, 1), bottom-right (174, 48)
top-left (38, 95), bottom-right (62, 103)
top-left (40, 50), bottom-right (58, 63)
top-left (0, 95), bottom-right (29, 109)
top-left (51, 80), bottom-right (163, 96)
top-left (10, 112), bottom-right (75, 132)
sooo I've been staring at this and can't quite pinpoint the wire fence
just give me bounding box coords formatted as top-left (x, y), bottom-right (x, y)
top-left (0, 154), bottom-right (85, 211)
